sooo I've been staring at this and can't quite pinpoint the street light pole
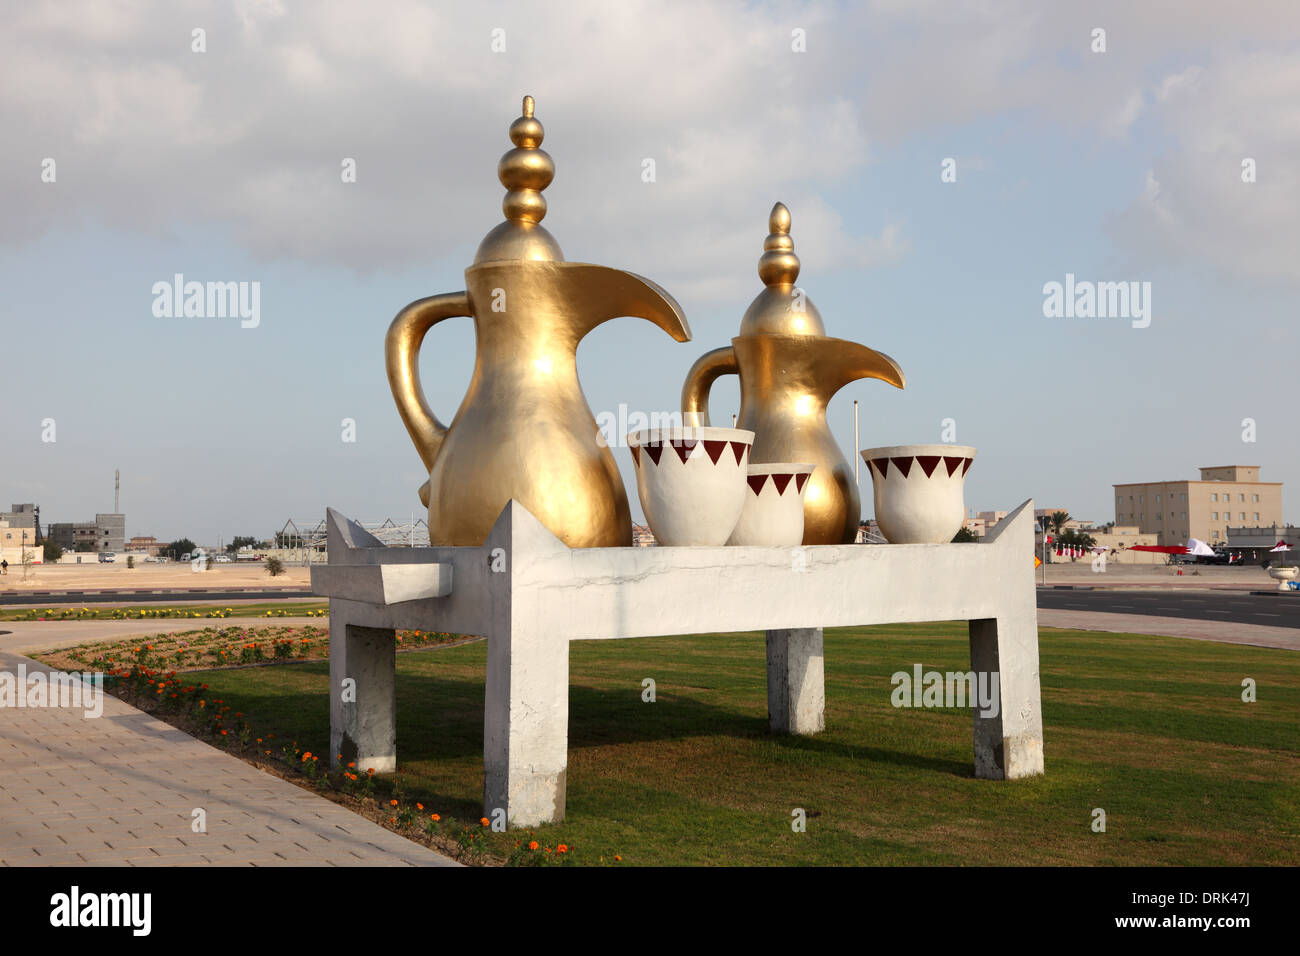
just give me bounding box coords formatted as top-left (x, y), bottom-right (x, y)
top-left (853, 400), bottom-right (859, 489)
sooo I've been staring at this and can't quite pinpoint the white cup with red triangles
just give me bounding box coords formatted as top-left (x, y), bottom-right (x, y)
top-left (726, 463), bottom-right (816, 546)
top-left (861, 444), bottom-right (977, 544)
top-left (628, 426), bottom-right (755, 546)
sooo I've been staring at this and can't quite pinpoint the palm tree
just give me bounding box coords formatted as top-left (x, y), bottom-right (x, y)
top-left (1051, 511), bottom-right (1071, 535)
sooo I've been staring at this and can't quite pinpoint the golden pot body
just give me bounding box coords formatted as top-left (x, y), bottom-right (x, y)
top-left (387, 260), bottom-right (690, 548)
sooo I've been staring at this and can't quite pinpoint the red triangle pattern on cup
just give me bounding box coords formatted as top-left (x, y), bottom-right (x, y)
top-left (637, 438), bottom-right (750, 467)
top-left (670, 438), bottom-right (698, 463)
top-left (747, 473), bottom-right (804, 497)
top-left (872, 455), bottom-right (972, 478)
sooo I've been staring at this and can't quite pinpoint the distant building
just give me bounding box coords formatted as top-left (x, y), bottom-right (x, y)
top-left (48, 513), bottom-right (126, 553)
top-left (1035, 524), bottom-right (1165, 564)
top-left (1114, 465), bottom-right (1283, 547)
top-left (1, 503), bottom-right (40, 540)
top-left (631, 524), bottom-right (655, 547)
top-left (0, 521), bottom-right (40, 564)
top-left (1223, 523), bottom-right (1300, 562)
top-left (126, 535), bottom-right (161, 555)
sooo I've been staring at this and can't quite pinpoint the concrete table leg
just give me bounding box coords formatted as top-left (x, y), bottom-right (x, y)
top-left (968, 616), bottom-right (1044, 779)
top-left (329, 612), bottom-right (397, 774)
top-left (766, 627), bottom-right (825, 735)
top-left (483, 621), bottom-right (570, 827)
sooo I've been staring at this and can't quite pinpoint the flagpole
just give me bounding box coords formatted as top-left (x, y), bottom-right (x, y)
top-left (853, 400), bottom-right (859, 488)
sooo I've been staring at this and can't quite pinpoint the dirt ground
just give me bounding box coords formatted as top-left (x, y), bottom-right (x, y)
top-left (1040, 560), bottom-right (1280, 589)
top-left (0, 561), bottom-right (311, 590)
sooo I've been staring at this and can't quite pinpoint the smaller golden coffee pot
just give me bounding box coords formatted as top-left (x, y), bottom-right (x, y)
top-left (681, 203), bottom-right (905, 544)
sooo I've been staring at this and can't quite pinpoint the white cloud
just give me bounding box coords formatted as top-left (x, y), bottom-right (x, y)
top-left (1109, 51), bottom-right (1300, 283)
top-left (2, 0), bottom-right (1298, 291)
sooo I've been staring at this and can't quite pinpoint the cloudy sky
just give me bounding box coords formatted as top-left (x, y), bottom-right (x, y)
top-left (2, 0), bottom-right (1297, 543)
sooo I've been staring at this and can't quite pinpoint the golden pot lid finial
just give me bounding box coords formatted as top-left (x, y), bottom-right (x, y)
top-left (738, 201), bottom-right (826, 337)
top-left (474, 95), bottom-right (565, 263)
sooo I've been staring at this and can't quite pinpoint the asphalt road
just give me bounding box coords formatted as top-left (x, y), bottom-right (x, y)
top-left (1037, 588), bottom-right (1300, 629)
top-left (4, 583), bottom-right (1297, 630)
top-left (0, 588), bottom-right (315, 606)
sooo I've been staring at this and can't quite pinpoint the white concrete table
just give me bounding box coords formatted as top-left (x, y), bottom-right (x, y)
top-left (311, 499), bottom-right (1044, 827)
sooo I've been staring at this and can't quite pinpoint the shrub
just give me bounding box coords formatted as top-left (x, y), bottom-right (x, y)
top-left (266, 556), bottom-right (285, 577)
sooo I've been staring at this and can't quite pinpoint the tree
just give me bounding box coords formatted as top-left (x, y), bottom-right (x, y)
top-left (265, 556), bottom-right (285, 577)
top-left (167, 538), bottom-right (197, 557)
top-left (1058, 528), bottom-right (1097, 550)
top-left (227, 535), bottom-right (258, 555)
top-left (1050, 511), bottom-right (1071, 535)
top-left (74, 541), bottom-right (97, 552)
top-left (43, 541), bottom-right (63, 562)
top-left (952, 527), bottom-right (979, 543)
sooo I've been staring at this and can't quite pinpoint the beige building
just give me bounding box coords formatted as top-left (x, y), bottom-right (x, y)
top-left (0, 522), bottom-right (41, 566)
top-left (1032, 524), bottom-right (1165, 564)
top-left (1114, 465), bottom-right (1283, 547)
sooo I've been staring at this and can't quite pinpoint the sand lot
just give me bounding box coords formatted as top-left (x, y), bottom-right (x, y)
top-left (1040, 560), bottom-right (1278, 589)
top-left (0, 560), bottom-right (310, 590)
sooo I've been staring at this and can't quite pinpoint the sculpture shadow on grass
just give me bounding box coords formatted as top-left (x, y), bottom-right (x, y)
top-left (389, 671), bottom-right (972, 779)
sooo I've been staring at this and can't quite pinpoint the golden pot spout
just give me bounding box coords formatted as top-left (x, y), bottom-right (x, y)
top-left (384, 96), bottom-right (690, 547)
top-left (680, 202), bottom-right (906, 545)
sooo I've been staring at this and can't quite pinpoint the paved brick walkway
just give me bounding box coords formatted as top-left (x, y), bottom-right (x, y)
top-left (0, 650), bottom-right (457, 866)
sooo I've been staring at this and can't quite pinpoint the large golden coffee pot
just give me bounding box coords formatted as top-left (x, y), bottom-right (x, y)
top-left (681, 203), bottom-right (905, 544)
top-left (386, 97), bottom-right (691, 547)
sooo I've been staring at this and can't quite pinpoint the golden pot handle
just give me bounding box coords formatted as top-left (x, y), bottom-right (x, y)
top-left (385, 292), bottom-right (473, 507)
top-left (680, 345), bottom-right (738, 427)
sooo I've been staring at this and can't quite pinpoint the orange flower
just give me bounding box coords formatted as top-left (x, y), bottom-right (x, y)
top-left (389, 817), bottom-right (397, 824)
top-left (416, 803), bottom-right (424, 811)
top-left (557, 844), bottom-right (568, 853)
top-left (431, 814), bottom-right (440, 822)
top-left (614, 855), bottom-right (622, 862)
top-left (220, 730), bottom-right (228, 736)
top-left (480, 817), bottom-right (490, 827)
top-left (528, 840), bottom-right (539, 851)
top-left (389, 799), bottom-right (398, 807)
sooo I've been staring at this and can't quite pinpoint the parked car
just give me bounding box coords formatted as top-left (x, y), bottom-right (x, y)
top-left (97, 551), bottom-right (116, 563)
top-left (213, 554), bottom-right (232, 563)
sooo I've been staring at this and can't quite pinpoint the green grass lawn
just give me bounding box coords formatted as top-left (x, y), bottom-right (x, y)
top-left (162, 623), bottom-right (1300, 865)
